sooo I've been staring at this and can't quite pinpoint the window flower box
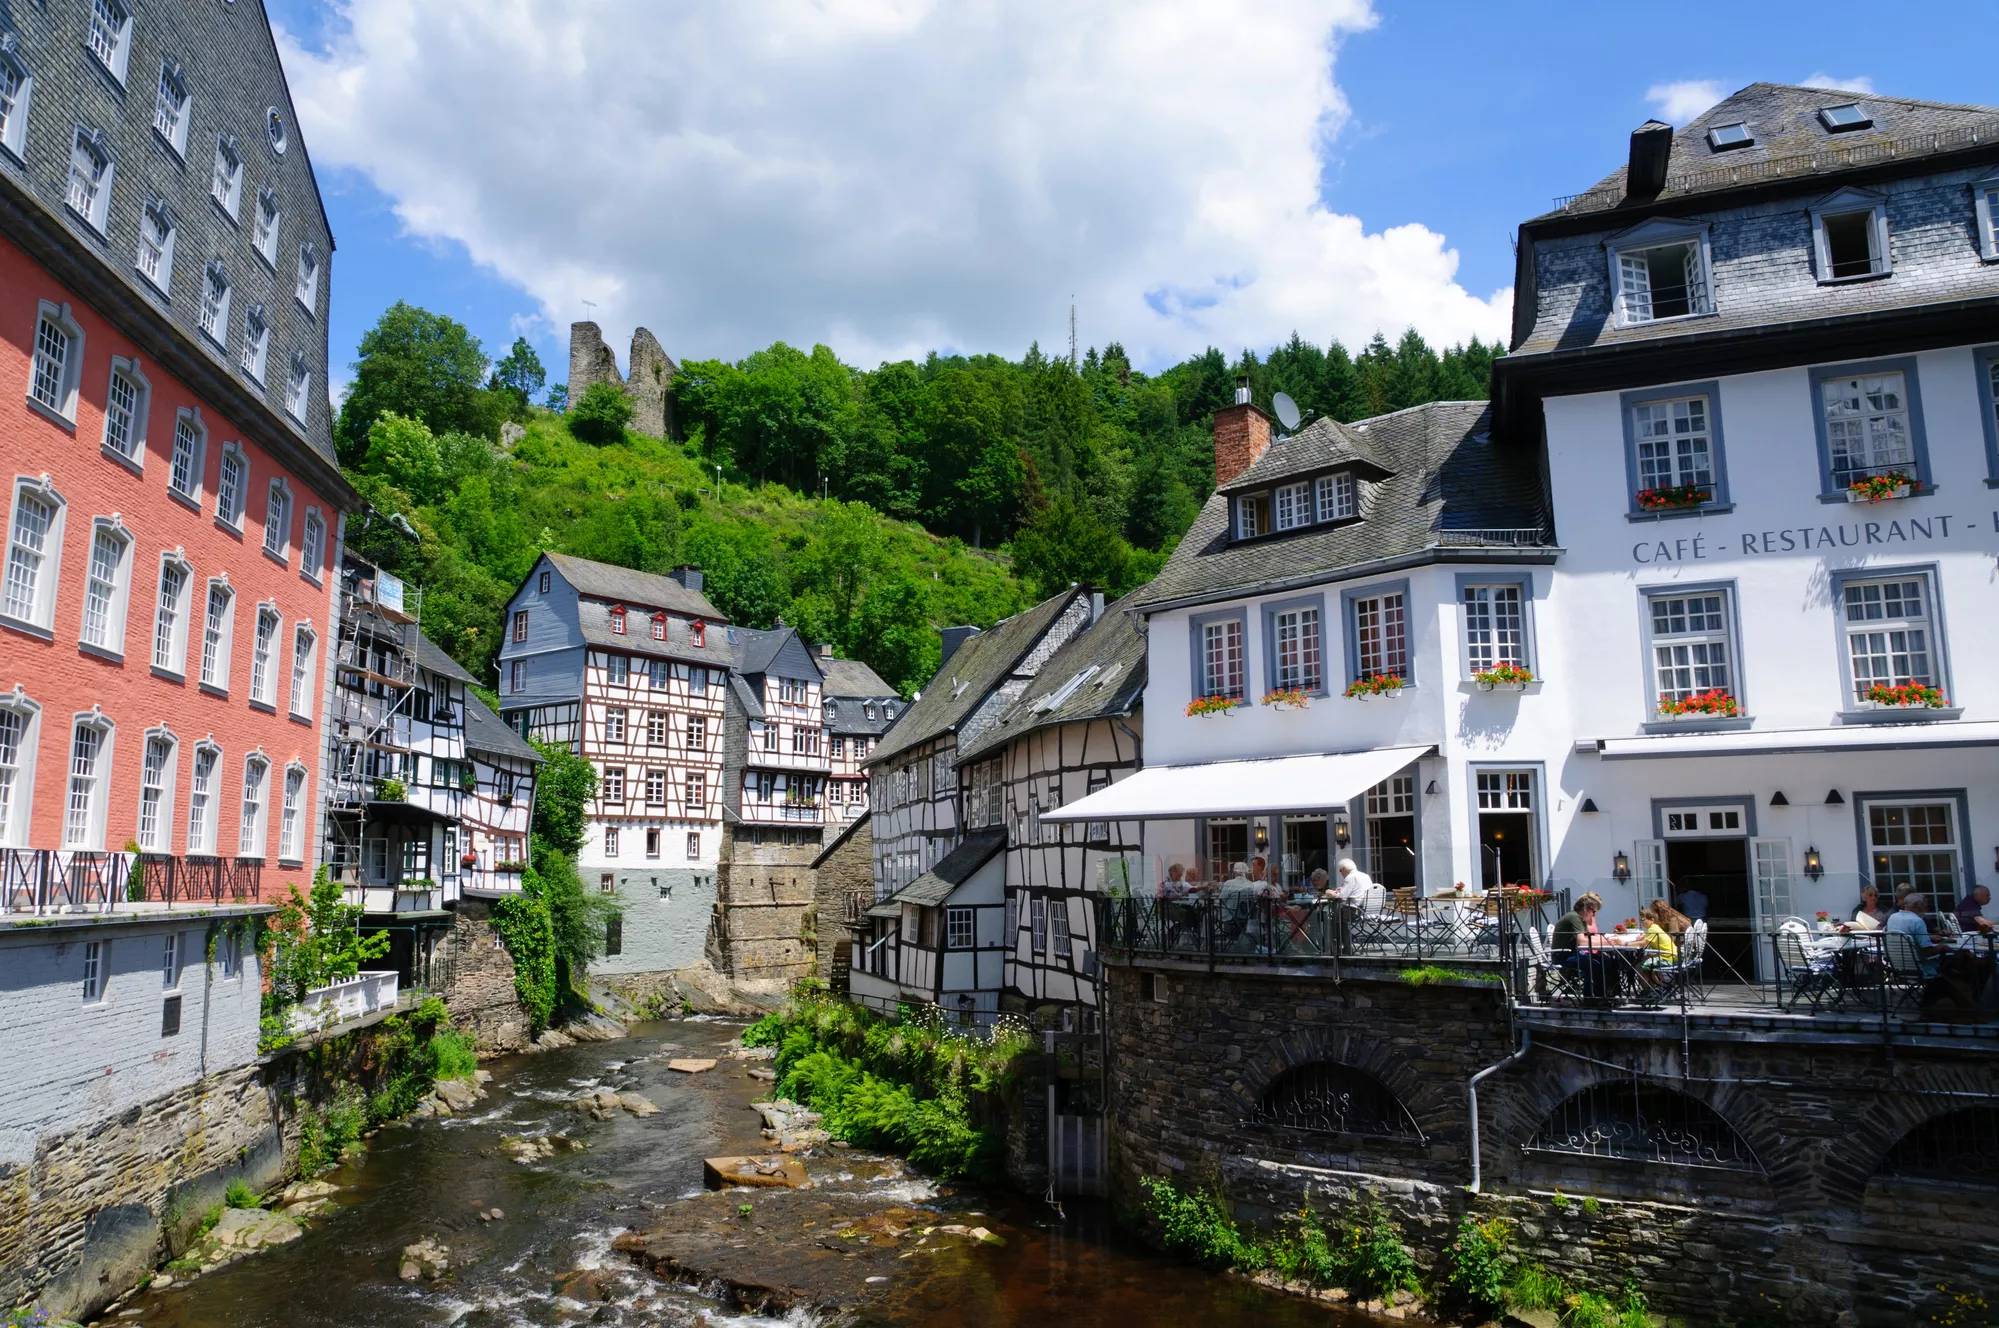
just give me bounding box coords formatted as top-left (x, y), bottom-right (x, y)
top-left (1472, 663), bottom-right (1535, 692)
top-left (1344, 673), bottom-right (1406, 699)
top-left (1846, 470), bottom-right (1915, 503)
top-left (1186, 694), bottom-right (1244, 718)
top-left (1656, 690), bottom-right (1740, 719)
top-left (495, 860), bottom-right (527, 873)
top-left (1260, 687), bottom-right (1310, 711)
top-left (1635, 484), bottom-right (1711, 511)
top-left (460, 851), bottom-right (479, 867)
top-left (1864, 681), bottom-right (1947, 709)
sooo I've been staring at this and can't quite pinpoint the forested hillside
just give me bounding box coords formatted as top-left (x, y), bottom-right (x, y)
top-left (335, 304), bottom-right (1495, 696)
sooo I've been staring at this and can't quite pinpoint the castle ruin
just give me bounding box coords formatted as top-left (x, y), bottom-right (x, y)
top-left (568, 321), bottom-right (677, 439)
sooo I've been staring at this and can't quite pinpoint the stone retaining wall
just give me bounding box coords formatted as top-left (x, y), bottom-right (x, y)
top-left (437, 898), bottom-right (531, 1054)
top-left (1104, 962), bottom-right (1999, 1327)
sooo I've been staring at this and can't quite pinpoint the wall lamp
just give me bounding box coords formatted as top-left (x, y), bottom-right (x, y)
top-left (1770, 791), bottom-right (1789, 807)
top-left (1825, 789), bottom-right (1845, 805)
top-left (1253, 822), bottom-right (1269, 850)
top-left (1613, 851), bottom-right (1631, 882)
top-left (1803, 847), bottom-right (1824, 880)
top-left (1580, 797), bottom-right (1600, 814)
top-left (1333, 812), bottom-right (1352, 848)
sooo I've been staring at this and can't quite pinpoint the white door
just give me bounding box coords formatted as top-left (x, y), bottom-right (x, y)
top-left (1632, 839), bottom-right (1667, 908)
top-left (1751, 837), bottom-right (1794, 982)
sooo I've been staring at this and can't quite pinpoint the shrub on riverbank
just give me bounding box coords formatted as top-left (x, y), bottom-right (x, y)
top-left (1140, 1177), bottom-right (1417, 1299)
top-left (1436, 1212), bottom-right (1652, 1326)
top-left (747, 990), bottom-right (1032, 1182)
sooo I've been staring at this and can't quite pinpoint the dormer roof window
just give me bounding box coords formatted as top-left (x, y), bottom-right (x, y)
top-left (1607, 218), bottom-right (1714, 326)
top-left (1819, 102), bottom-right (1872, 132)
top-left (650, 612), bottom-right (666, 641)
top-left (691, 620), bottom-right (705, 648)
top-left (610, 605), bottom-right (627, 635)
top-left (1706, 122), bottom-right (1753, 151)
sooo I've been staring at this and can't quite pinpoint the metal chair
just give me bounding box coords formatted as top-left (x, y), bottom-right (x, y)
top-left (1775, 928), bottom-right (1835, 1012)
top-left (1880, 930), bottom-right (1930, 1013)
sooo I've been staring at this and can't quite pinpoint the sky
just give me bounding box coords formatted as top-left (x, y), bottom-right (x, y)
top-left (264, 0), bottom-right (1994, 401)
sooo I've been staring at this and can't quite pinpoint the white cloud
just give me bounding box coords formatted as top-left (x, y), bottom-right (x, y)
top-left (1799, 72), bottom-right (1876, 95)
top-left (276, 0), bottom-right (1509, 373)
top-left (1644, 80), bottom-right (1727, 125)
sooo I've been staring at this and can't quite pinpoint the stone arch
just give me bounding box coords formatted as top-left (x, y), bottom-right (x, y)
top-left (1228, 1027), bottom-right (1442, 1134)
top-left (1876, 1106), bottom-right (1999, 1186)
top-left (1247, 1061), bottom-right (1425, 1141)
top-left (1522, 1077), bottom-right (1764, 1174)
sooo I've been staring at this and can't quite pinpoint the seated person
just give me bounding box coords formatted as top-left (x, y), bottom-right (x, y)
top-left (1158, 861), bottom-right (1188, 899)
top-left (1639, 902), bottom-right (1680, 970)
top-left (1955, 885), bottom-right (1994, 936)
top-left (1886, 892), bottom-right (1946, 978)
top-left (1847, 884), bottom-right (1888, 932)
top-left (1333, 857), bottom-right (1374, 904)
top-left (1552, 892), bottom-right (1621, 998)
top-left (1309, 866), bottom-right (1332, 899)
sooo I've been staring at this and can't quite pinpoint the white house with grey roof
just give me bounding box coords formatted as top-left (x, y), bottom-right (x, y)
top-left (1052, 82), bottom-right (1999, 980)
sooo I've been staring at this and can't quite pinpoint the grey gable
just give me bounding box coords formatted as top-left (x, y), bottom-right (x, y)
top-left (464, 694), bottom-right (541, 763)
top-left (542, 552), bottom-right (726, 622)
top-left (956, 589), bottom-right (1148, 765)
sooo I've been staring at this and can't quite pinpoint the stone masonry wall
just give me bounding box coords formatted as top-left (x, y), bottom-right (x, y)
top-left (812, 820), bottom-right (874, 987)
top-left (1104, 961), bottom-right (1999, 1327)
top-left (711, 828), bottom-right (818, 987)
top-left (436, 898), bottom-right (530, 1054)
top-left (567, 321), bottom-right (624, 402)
top-left (626, 328), bottom-right (677, 439)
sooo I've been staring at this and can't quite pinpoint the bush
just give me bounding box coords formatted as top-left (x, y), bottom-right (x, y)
top-left (740, 1011), bottom-right (784, 1047)
top-left (1507, 1262), bottom-right (1569, 1312)
top-left (1142, 1177), bottom-right (1256, 1271)
top-left (223, 1178), bottom-right (260, 1210)
top-left (1140, 1177), bottom-right (1416, 1297)
top-left (430, 1029), bottom-right (478, 1081)
top-left (570, 382), bottom-right (635, 444)
top-left (1440, 1214), bottom-right (1513, 1314)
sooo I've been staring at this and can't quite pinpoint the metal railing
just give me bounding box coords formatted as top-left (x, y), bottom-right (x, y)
top-left (1096, 890), bottom-right (1530, 969)
top-left (134, 854), bottom-right (263, 905)
top-left (1433, 526), bottom-right (1556, 548)
top-left (0, 849), bottom-right (264, 914)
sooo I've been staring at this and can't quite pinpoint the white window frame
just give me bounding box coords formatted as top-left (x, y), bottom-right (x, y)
top-left (151, 549), bottom-right (192, 675)
top-left (1234, 492), bottom-right (1268, 539)
top-left (1642, 586), bottom-right (1739, 712)
top-left (278, 763), bottom-right (306, 863)
top-left (240, 303), bottom-right (270, 384)
top-left (151, 59), bottom-right (189, 156)
top-left (133, 194), bottom-right (178, 290)
top-left (1607, 219), bottom-right (1715, 327)
top-left (86, 0), bottom-right (133, 83)
top-left (65, 126), bottom-right (115, 234)
top-left (285, 351), bottom-right (311, 424)
top-left (1629, 392), bottom-right (1717, 498)
top-left (238, 753), bottom-right (269, 859)
top-left (210, 135), bottom-right (242, 220)
top-left (62, 710), bottom-right (114, 850)
top-left (645, 768), bottom-right (667, 805)
top-left (199, 576), bottom-right (234, 691)
top-left (686, 770), bottom-right (706, 812)
top-left (262, 479), bottom-right (291, 560)
top-left (101, 356), bottom-right (150, 467)
top-left (1834, 570), bottom-right (1946, 709)
top-left (1461, 580), bottom-right (1530, 676)
top-left (299, 509), bottom-right (324, 583)
top-left (1051, 899), bottom-right (1072, 959)
top-left (78, 515), bottom-right (133, 655)
top-left (168, 408), bottom-right (206, 505)
top-left (1976, 177), bottom-right (1999, 264)
top-left (1862, 797), bottom-right (1962, 901)
top-left (1315, 472), bottom-right (1355, 522)
top-left (1810, 187), bottom-right (1892, 284)
top-left (28, 301), bottom-right (85, 426)
top-left (1191, 610), bottom-right (1245, 701)
top-left (945, 905), bottom-right (974, 950)
top-left (0, 40), bottom-right (33, 161)
top-left (1273, 481), bottom-right (1311, 531)
top-left (1267, 599), bottom-right (1324, 694)
top-left (185, 742), bottom-right (220, 856)
top-left (289, 623), bottom-right (316, 720)
top-left (602, 766), bottom-right (625, 804)
top-left (199, 261), bottom-right (231, 348)
top-left (1812, 361), bottom-right (1925, 493)
top-left (0, 689), bottom-right (43, 848)
top-left (603, 826), bottom-right (619, 857)
top-left (3, 474), bottom-right (67, 633)
top-left (215, 443), bottom-right (247, 529)
top-left (295, 242), bottom-right (320, 314)
top-left (81, 939), bottom-right (108, 1003)
top-left (252, 188), bottom-right (281, 267)
top-left (136, 725), bottom-right (178, 853)
top-left (1346, 585), bottom-right (1411, 683)
top-left (1030, 897), bottom-right (1047, 955)
top-left (249, 603), bottom-right (281, 707)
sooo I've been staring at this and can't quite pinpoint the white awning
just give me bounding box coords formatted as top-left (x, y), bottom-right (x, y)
top-left (1594, 720), bottom-right (1999, 761)
top-left (1039, 745), bottom-right (1433, 823)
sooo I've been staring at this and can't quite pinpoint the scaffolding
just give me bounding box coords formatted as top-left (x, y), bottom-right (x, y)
top-left (322, 556), bottom-right (425, 892)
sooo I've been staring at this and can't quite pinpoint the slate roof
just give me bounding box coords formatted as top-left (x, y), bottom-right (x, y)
top-left (957, 591), bottom-right (1147, 764)
top-left (544, 552), bottom-right (725, 621)
top-left (821, 658), bottom-right (900, 737)
top-left (463, 693), bottom-right (541, 763)
top-left (729, 673), bottom-right (765, 722)
top-left (866, 829), bottom-right (1007, 915)
top-left (1215, 417), bottom-right (1396, 496)
top-left (864, 588), bottom-right (1088, 769)
top-left (1129, 402), bottom-right (1549, 613)
top-left (730, 627), bottom-right (792, 678)
top-left (414, 631), bottom-right (477, 686)
top-left (1541, 84), bottom-right (1999, 220)
top-left (811, 809), bottom-right (870, 869)
top-left (574, 599), bottom-right (738, 670)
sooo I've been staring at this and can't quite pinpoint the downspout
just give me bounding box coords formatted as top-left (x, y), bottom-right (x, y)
top-left (1467, 1030), bottom-right (1531, 1194)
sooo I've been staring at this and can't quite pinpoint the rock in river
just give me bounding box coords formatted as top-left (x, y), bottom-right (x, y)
top-left (703, 1155), bottom-right (807, 1189)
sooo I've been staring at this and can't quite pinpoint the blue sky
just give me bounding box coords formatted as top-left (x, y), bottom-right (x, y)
top-left (268, 0), bottom-right (1990, 395)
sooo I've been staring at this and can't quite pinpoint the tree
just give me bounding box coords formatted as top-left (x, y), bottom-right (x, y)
top-left (529, 737), bottom-right (598, 856)
top-left (490, 337), bottom-right (547, 420)
top-left (570, 381), bottom-right (636, 445)
top-left (546, 383), bottom-right (569, 413)
top-left (360, 411), bottom-right (445, 504)
top-left (1009, 497), bottom-right (1137, 600)
top-left (789, 500), bottom-right (888, 644)
top-left (336, 302), bottom-right (504, 465)
top-left (265, 867), bottom-right (392, 1004)
top-left (852, 576), bottom-right (937, 697)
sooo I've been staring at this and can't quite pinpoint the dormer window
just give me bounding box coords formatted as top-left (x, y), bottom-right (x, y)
top-left (1608, 220), bottom-right (1714, 326)
top-left (610, 605), bottom-right (627, 635)
top-left (1273, 481), bottom-right (1310, 531)
top-left (1315, 473), bottom-right (1355, 522)
top-left (691, 621), bottom-right (705, 648)
top-left (1235, 493), bottom-right (1269, 539)
top-left (1811, 188), bottom-right (1890, 282)
top-left (1706, 122), bottom-right (1753, 152)
top-left (651, 613), bottom-right (666, 641)
top-left (1819, 103), bottom-right (1872, 133)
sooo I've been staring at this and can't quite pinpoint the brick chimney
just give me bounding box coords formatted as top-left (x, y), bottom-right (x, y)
top-left (1212, 375), bottom-right (1274, 487)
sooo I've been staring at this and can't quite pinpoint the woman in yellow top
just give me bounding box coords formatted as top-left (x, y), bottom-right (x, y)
top-left (1639, 902), bottom-right (1680, 970)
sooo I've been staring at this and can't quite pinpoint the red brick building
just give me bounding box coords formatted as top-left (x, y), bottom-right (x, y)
top-left (0, 0), bottom-right (355, 902)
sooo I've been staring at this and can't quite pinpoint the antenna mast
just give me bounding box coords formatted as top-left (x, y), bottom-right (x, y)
top-left (1068, 298), bottom-right (1077, 371)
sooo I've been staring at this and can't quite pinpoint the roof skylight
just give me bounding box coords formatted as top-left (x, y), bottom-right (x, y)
top-left (1818, 103), bottom-right (1872, 132)
top-left (1707, 122), bottom-right (1754, 151)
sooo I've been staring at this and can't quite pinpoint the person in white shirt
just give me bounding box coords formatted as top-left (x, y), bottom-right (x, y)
top-left (1332, 857), bottom-right (1374, 903)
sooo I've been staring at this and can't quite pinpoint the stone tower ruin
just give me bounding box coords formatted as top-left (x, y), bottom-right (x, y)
top-left (567, 321), bottom-right (677, 439)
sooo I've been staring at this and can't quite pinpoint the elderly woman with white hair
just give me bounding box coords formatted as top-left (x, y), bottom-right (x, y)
top-left (1331, 857), bottom-right (1375, 902)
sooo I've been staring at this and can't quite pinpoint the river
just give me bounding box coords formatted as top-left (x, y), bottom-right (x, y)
top-left (121, 1017), bottom-right (1367, 1328)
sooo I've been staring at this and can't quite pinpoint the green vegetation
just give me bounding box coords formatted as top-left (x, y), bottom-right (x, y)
top-left (748, 988), bottom-right (1032, 1182)
top-left (1140, 1177), bottom-right (1417, 1298)
top-left (260, 868), bottom-right (393, 1049)
top-left (364, 998), bottom-right (459, 1126)
top-left (1398, 964), bottom-right (1507, 986)
top-left (223, 1178), bottom-right (261, 1210)
top-left (296, 1086), bottom-right (369, 1176)
top-left (335, 304), bottom-right (1495, 697)
top-left (1437, 1212), bottom-right (1656, 1327)
top-left (430, 1028), bottom-right (479, 1082)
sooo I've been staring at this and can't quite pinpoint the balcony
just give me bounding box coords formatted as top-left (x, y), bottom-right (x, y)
top-left (741, 798), bottom-right (824, 825)
top-left (2, 849), bottom-right (263, 916)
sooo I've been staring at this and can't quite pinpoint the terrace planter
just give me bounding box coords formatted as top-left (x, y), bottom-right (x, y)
top-left (1847, 484), bottom-right (1911, 503)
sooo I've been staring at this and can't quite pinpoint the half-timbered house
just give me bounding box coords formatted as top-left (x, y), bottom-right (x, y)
top-left (460, 694), bottom-right (539, 897)
top-left (819, 648), bottom-right (899, 822)
top-left (496, 553), bottom-right (730, 976)
top-left (854, 828), bottom-right (1009, 1021)
top-left (955, 594), bottom-right (1146, 1022)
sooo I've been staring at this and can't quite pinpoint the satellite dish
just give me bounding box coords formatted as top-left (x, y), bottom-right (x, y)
top-left (1272, 392), bottom-right (1301, 432)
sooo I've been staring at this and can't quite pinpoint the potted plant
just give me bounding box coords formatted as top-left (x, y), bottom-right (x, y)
top-left (1473, 662), bottom-right (1535, 692)
top-left (1864, 681), bottom-right (1947, 709)
top-left (460, 851), bottom-right (479, 868)
top-left (1656, 690), bottom-right (1740, 719)
top-left (459, 769), bottom-right (478, 793)
top-left (1344, 673), bottom-right (1406, 699)
top-left (1846, 470), bottom-right (1915, 503)
top-left (1186, 694), bottom-right (1245, 718)
top-left (1635, 483), bottom-right (1711, 511)
top-left (1260, 687), bottom-right (1310, 711)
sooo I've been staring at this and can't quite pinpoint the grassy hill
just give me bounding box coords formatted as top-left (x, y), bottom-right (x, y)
top-left (344, 409), bottom-right (1029, 696)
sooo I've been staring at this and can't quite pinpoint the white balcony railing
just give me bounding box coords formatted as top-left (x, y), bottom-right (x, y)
top-left (287, 970), bottom-right (400, 1033)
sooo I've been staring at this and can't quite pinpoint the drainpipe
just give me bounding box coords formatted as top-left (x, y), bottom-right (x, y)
top-left (1467, 1030), bottom-right (1531, 1194)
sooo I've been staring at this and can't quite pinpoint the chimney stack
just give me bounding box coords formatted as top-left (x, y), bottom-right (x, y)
top-left (1625, 120), bottom-right (1674, 199)
top-left (940, 625), bottom-right (981, 667)
top-left (1211, 375), bottom-right (1274, 488)
top-left (669, 565), bottom-right (704, 594)
top-left (817, 642), bottom-right (834, 659)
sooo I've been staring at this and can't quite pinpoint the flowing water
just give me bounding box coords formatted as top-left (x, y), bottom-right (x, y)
top-left (123, 1017), bottom-right (1367, 1328)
